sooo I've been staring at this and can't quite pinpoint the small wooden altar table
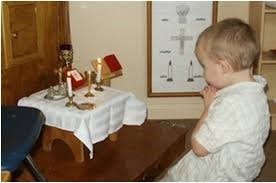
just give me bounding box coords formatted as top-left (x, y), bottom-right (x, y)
top-left (18, 86), bottom-right (146, 162)
top-left (31, 120), bottom-right (188, 181)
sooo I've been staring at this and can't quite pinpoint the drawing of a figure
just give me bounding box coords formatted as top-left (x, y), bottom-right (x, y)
top-left (171, 28), bottom-right (193, 55)
top-left (167, 60), bottom-right (173, 82)
top-left (176, 4), bottom-right (190, 24)
top-left (187, 60), bottom-right (194, 82)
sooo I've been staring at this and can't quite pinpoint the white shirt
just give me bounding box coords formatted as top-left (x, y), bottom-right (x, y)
top-left (165, 75), bottom-right (270, 181)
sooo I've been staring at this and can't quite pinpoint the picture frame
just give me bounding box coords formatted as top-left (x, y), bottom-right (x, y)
top-left (147, 1), bottom-right (218, 97)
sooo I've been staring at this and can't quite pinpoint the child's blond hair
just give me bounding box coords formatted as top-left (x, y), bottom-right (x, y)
top-left (196, 18), bottom-right (260, 71)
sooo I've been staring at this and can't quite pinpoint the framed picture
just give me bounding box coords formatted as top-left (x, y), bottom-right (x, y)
top-left (147, 1), bottom-right (218, 97)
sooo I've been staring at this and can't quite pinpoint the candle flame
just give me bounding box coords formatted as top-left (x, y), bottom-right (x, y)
top-left (97, 58), bottom-right (102, 64)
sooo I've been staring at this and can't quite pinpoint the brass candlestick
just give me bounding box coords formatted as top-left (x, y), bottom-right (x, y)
top-left (95, 81), bottom-right (104, 91)
top-left (84, 71), bottom-right (94, 97)
top-left (65, 94), bottom-right (77, 107)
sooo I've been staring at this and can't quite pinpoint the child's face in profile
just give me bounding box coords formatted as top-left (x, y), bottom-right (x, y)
top-left (195, 45), bottom-right (227, 89)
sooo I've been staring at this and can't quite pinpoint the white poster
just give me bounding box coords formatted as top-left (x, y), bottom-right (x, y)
top-left (148, 2), bottom-right (217, 97)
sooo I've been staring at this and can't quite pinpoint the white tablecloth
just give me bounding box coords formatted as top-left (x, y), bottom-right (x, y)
top-left (18, 85), bottom-right (147, 158)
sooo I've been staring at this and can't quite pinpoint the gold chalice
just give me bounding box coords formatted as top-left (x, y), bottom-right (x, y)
top-left (58, 44), bottom-right (73, 69)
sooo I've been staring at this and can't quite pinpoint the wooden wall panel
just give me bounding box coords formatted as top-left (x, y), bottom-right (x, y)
top-left (1, 2), bottom-right (70, 105)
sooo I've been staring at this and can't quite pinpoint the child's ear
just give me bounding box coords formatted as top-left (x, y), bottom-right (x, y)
top-left (218, 59), bottom-right (233, 73)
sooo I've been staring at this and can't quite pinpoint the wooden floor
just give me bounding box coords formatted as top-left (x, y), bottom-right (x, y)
top-left (12, 119), bottom-right (276, 181)
top-left (255, 130), bottom-right (276, 181)
top-left (13, 120), bottom-right (189, 182)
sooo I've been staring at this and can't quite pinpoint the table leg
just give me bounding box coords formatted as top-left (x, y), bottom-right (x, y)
top-left (41, 126), bottom-right (53, 151)
top-left (108, 132), bottom-right (118, 141)
top-left (41, 125), bottom-right (84, 163)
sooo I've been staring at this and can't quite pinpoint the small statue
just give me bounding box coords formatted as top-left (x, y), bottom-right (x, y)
top-left (51, 66), bottom-right (67, 97)
top-left (54, 67), bottom-right (63, 85)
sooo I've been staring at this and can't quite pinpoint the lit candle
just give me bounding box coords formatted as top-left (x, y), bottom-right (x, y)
top-left (66, 72), bottom-right (73, 97)
top-left (96, 58), bottom-right (102, 83)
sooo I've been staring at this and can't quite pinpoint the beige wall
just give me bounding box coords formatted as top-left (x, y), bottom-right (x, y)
top-left (70, 1), bottom-right (249, 119)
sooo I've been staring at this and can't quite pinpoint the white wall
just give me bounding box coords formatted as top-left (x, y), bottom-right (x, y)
top-left (70, 1), bottom-right (249, 119)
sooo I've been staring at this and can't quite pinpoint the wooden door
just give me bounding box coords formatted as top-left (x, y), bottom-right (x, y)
top-left (1, 2), bottom-right (70, 105)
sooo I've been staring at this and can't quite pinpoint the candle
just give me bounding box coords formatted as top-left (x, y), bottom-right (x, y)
top-left (66, 72), bottom-right (73, 97)
top-left (96, 58), bottom-right (102, 83)
top-left (86, 70), bottom-right (91, 84)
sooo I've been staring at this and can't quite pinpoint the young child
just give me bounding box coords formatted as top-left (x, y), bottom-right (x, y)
top-left (161, 18), bottom-right (271, 181)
